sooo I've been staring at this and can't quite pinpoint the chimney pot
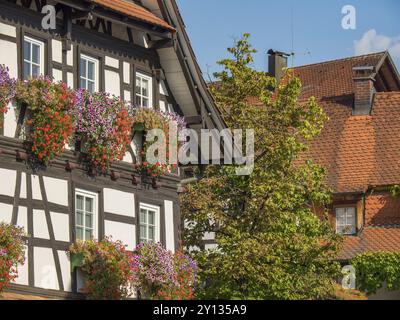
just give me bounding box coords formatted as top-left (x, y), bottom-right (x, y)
top-left (268, 49), bottom-right (290, 85)
top-left (352, 66), bottom-right (376, 116)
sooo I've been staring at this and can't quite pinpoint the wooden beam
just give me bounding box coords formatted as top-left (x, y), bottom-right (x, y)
top-left (148, 38), bottom-right (174, 50)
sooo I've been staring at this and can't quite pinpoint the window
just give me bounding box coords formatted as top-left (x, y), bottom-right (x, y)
top-left (23, 36), bottom-right (44, 80)
top-left (80, 54), bottom-right (99, 93)
top-left (336, 207), bottom-right (356, 235)
top-left (135, 73), bottom-right (153, 108)
top-left (75, 189), bottom-right (98, 240)
top-left (139, 203), bottom-right (160, 243)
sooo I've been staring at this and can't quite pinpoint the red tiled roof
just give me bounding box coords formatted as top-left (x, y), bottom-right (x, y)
top-left (90, 0), bottom-right (175, 32)
top-left (293, 52), bottom-right (386, 99)
top-left (339, 227), bottom-right (400, 260)
top-left (293, 52), bottom-right (400, 193)
top-left (301, 92), bottom-right (400, 193)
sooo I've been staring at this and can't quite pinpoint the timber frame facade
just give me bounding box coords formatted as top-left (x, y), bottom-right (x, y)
top-left (0, 0), bottom-right (223, 299)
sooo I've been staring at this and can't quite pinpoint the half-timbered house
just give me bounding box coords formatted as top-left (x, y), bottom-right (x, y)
top-left (0, 0), bottom-right (224, 299)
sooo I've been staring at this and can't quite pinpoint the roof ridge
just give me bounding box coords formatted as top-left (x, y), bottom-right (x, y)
top-left (292, 51), bottom-right (387, 70)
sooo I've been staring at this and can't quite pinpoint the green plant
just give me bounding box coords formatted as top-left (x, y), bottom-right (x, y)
top-left (69, 238), bottom-right (133, 300)
top-left (0, 222), bottom-right (26, 294)
top-left (0, 65), bottom-right (16, 127)
top-left (15, 77), bottom-right (75, 164)
top-left (351, 252), bottom-right (400, 295)
top-left (181, 34), bottom-right (341, 300)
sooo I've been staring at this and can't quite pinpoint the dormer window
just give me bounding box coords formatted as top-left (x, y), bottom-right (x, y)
top-left (335, 207), bottom-right (356, 235)
top-left (135, 72), bottom-right (153, 108)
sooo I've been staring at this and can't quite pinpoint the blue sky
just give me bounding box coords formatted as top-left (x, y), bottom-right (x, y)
top-left (177, 0), bottom-right (400, 77)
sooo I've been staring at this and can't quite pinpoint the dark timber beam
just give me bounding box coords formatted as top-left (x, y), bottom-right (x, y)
top-left (56, 0), bottom-right (173, 40)
top-left (148, 38), bottom-right (174, 50)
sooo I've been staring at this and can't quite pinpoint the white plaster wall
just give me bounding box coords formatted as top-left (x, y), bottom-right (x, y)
top-left (103, 188), bottom-right (135, 217)
top-left (58, 251), bottom-right (72, 292)
top-left (123, 61), bottom-right (130, 84)
top-left (104, 221), bottom-right (135, 250)
top-left (66, 45), bottom-right (73, 66)
top-left (13, 245), bottom-right (29, 286)
top-left (205, 243), bottom-right (218, 250)
top-left (164, 200), bottom-right (175, 252)
top-left (0, 22), bottom-right (16, 37)
top-left (0, 203), bottom-right (13, 224)
top-left (43, 176), bottom-right (68, 206)
top-left (203, 232), bottom-right (216, 241)
top-left (3, 102), bottom-right (17, 138)
top-left (53, 68), bottom-right (63, 82)
top-left (105, 56), bottom-right (119, 69)
top-left (16, 206), bottom-right (28, 233)
top-left (52, 39), bottom-right (62, 63)
top-left (124, 90), bottom-right (131, 103)
top-left (67, 72), bottom-right (74, 89)
top-left (34, 247), bottom-right (59, 290)
top-left (31, 175), bottom-right (42, 200)
top-left (0, 168), bottom-right (16, 196)
top-left (33, 209), bottom-right (50, 239)
top-left (160, 100), bottom-right (166, 112)
top-left (20, 172), bottom-right (27, 198)
top-left (104, 70), bottom-right (120, 97)
top-left (51, 212), bottom-right (69, 242)
top-left (0, 40), bottom-right (18, 78)
top-left (159, 80), bottom-right (168, 96)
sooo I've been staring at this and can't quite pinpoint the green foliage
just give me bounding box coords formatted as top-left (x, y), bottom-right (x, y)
top-left (181, 34), bottom-right (341, 300)
top-left (0, 222), bottom-right (26, 294)
top-left (351, 252), bottom-right (400, 295)
top-left (69, 238), bottom-right (133, 300)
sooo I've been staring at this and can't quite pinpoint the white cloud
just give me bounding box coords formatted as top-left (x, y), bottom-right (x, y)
top-left (354, 29), bottom-right (400, 59)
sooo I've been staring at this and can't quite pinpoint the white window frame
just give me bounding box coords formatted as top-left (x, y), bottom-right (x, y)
top-left (75, 189), bottom-right (98, 241)
top-left (335, 207), bottom-right (356, 235)
top-left (23, 36), bottom-right (45, 79)
top-left (135, 72), bottom-right (153, 108)
top-left (80, 54), bottom-right (99, 93)
top-left (139, 203), bottom-right (160, 243)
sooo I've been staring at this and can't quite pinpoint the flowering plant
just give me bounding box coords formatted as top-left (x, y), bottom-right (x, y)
top-left (130, 242), bottom-right (197, 300)
top-left (0, 65), bottom-right (16, 127)
top-left (155, 251), bottom-right (198, 300)
top-left (15, 77), bottom-right (76, 164)
top-left (132, 108), bottom-right (186, 177)
top-left (72, 90), bottom-right (133, 171)
top-left (69, 238), bottom-right (133, 300)
top-left (0, 222), bottom-right (26, 294)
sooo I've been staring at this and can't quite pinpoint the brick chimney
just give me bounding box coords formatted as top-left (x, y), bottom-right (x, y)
top-left (268, 49), bottom-right (290, 84)
top-left (353, 66), bottom-right (376, 115)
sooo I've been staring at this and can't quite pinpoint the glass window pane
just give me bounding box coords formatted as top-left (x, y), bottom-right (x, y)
top-left (148, 226), bottom-right (154, 241)
top-left (76, 227), bottom-right (83, 240)
top-left (140, 210), bottom-right (146, 223)
top-left (85, 197), bottom-right (93, 213)
top-left (88, 61), bottom-right (95, 80)
top-left (85, 213), bottom-right (93, 228)
top-left (135, 95), bottom-right (141, 107)
top-left (142, 98), bottom-right (148, 108)
top-left (76, 195), bottom-right (84, 210)
top-left (140, 225), bottom-right (147, 239)
top-left (87, 81), bottom-right (94, 93)
top-left (148, 211), bottom-right (155, 225)
top-left (346, 208), bottom-right (355, 219)
top-left (136, 77), bottom-right (141, 94)
top-left (24, 62), bottom-right (31, 80)
top-left (80, 59), bottom-right (86, 78)
top-left (32, 65), bottom-right (40, 77)
top-left (80, 78), bottom-right (86, 90)
top-left (24, 41), bottom-right (31, 61)
top-left (142, 79), bottom-right (149, 97)
top-left (76, 211), bottom-right (84, 226)
top-left (85, 229), bottom-right (92, 240)
top-left (32, 44), bottom-right (40, 64)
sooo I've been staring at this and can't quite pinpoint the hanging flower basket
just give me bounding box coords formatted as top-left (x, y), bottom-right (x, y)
top-left (70, 252), bottom-right (85, 270)
top-left (0, 65), bottom-right (16, 127)
top-left (132, 108), bottom-right (186, 178)
top-left (14, 77), bottom-right (76, 165)
top-left (71, 90), bottom-right (133, 172)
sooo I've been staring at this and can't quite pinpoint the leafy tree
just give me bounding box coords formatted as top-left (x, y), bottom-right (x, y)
top-left (181, 34), bottom-right (341, 300)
